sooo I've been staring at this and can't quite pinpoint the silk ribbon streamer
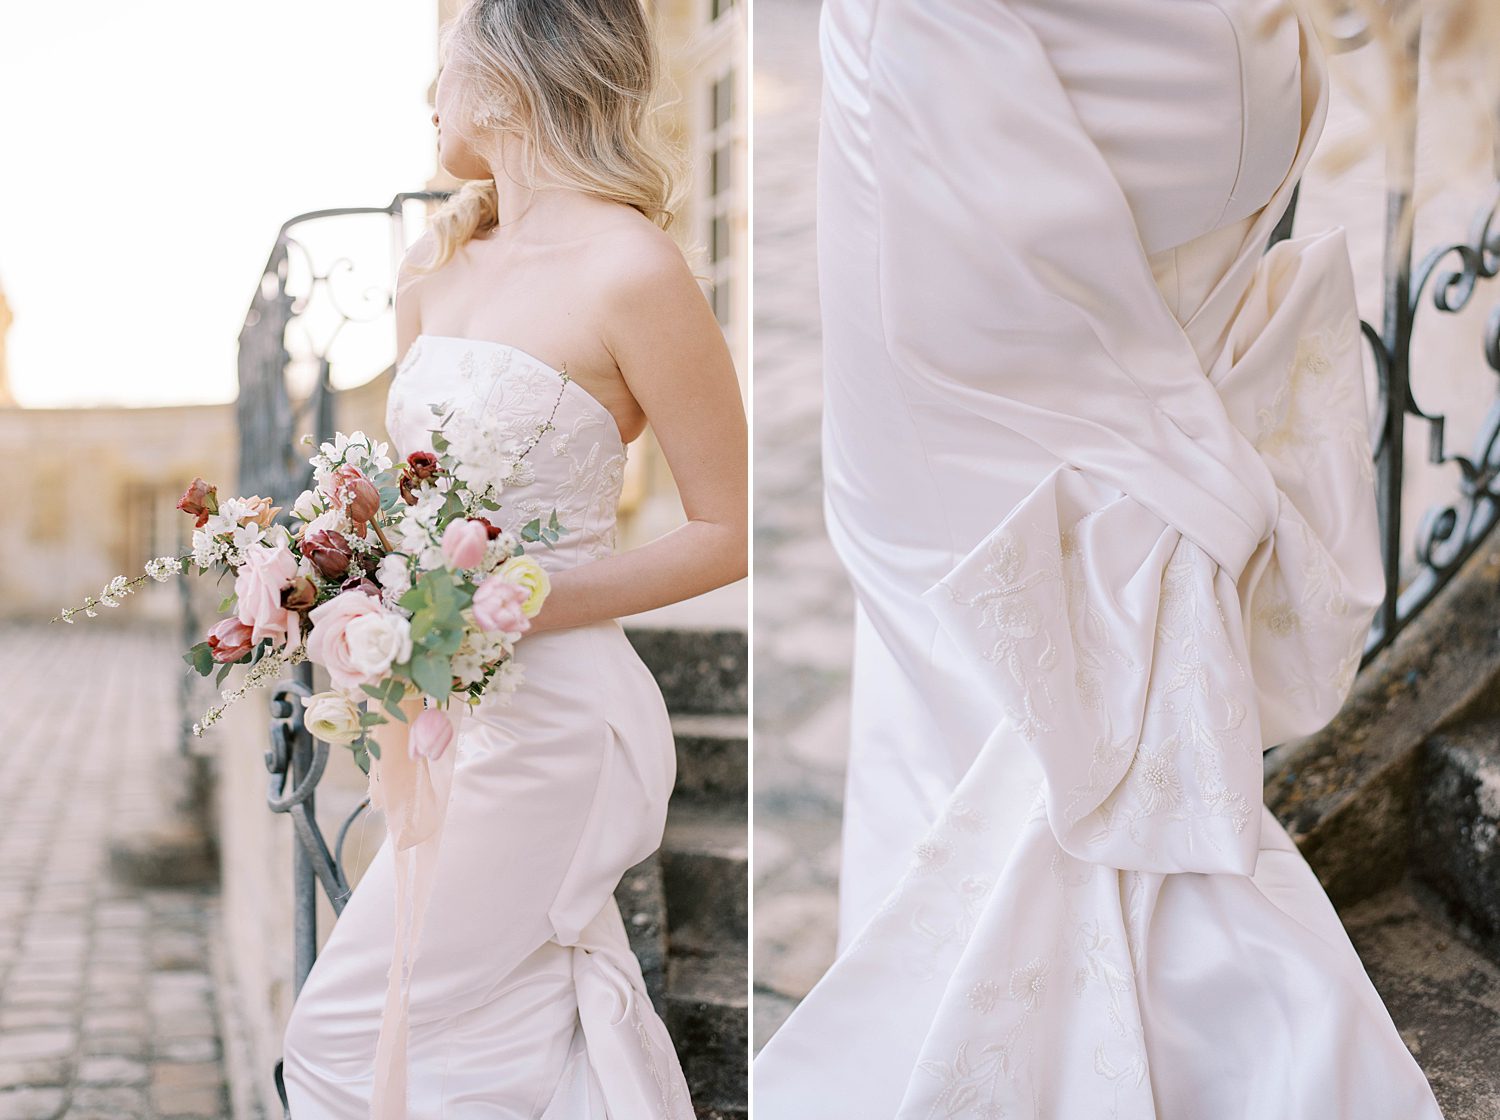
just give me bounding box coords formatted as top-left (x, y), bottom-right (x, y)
top-left (364, 706), bottom-right (459, 1120)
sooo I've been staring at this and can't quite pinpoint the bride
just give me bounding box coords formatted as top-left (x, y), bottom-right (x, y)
top-left (753, 0), bottom-right (1446, 1116)
top-left (280, 1), bottom-right (747, 1116)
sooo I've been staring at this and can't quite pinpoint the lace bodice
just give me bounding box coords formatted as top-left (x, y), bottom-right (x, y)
top-left (387, 334), bottom-right (627, 570)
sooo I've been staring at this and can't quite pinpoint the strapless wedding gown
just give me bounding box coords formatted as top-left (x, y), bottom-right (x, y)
top-left (281, 334), bottom-right (695, 1119)
top-left (754, 0), bottom-right (1445, 1116)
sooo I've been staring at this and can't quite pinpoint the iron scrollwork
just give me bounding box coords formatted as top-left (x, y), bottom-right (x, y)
top-left (240, 191), bottom-right (451, 1116)
top-left (264, 668), bottom-right (370, 1114)
top-left (1275, 7), bottom-right (1500, 664)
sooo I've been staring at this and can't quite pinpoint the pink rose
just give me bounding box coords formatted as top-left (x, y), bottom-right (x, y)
top-left (234, 544), bottom-right (299, 648)
top-left (206, 617), bottom-right (255, 663)
top-left (306, 590), bottom-right (387, 692)
top-left (408, 708), bottom-right (454, 762)
top-left (441, 518), bottom-right (489, 570)
top-left (471, 573), bottom-right (530, 635)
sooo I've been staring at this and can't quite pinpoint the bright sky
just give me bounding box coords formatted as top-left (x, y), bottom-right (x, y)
top-left (0, 2), bottom-right (438, 408)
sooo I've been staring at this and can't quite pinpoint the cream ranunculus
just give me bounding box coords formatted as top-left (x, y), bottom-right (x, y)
top-left (498, 555), bottom-right (550, 618)
top-left (301, 690), bottom-right (362, 745)
top-left (343, 611), bottom-right (414, 679)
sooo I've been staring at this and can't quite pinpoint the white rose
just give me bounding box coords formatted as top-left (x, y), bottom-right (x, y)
top-left (292, 489), bottom-right (319, 521)
top-left (376, 553), bottom-right (412, 601)
top-left (301, 690), bottom-right (362, 745)
top-left (305, 507), bottom-right (351, 538)
top-left (342, 611), bottom-right (413, 678)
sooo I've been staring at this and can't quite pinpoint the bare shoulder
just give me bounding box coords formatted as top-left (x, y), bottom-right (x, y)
top-left (398, 228), bottom-right (441, 286)
top-left (588, 211), bottom-right (698, 310)
top-left (395, 229), bottom-right (440, 343)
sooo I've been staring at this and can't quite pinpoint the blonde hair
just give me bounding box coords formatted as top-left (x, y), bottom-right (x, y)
top-left (412, 0), bottom-right (684, 275)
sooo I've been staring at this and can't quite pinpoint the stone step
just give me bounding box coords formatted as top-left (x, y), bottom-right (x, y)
top-left (1413, 719), bottom-right (1500, 957)
top-left (626, 626), bottom-right (747, 716)
top-left (665, 950), bottom-right (748, 1119)
top-left (1343, 884), bottom-right (1500, 1119)
top-left (672, 713), bottom-right (748, 806)
top-left (615, 853), bottom-right (669, 1017)
top-left (661, 803), bottom-right (748, 951)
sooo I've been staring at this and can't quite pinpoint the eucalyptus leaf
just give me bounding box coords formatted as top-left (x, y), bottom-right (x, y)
top-left (185, 642), bottom-right (215, 677)
top-left (410, 652), bottom-right (452, 700)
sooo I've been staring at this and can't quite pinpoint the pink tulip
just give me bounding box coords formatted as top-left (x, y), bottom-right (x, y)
top-left (441, 518), bottom-right (489, 570)
top-left (206, 617), bottom-right (255, 663)
top-left (408, 708), bottom-right (454, 762)
top-left (471, 573), bottom-right (530, 635)
top-left (234, 544), bottom-right (299, 648)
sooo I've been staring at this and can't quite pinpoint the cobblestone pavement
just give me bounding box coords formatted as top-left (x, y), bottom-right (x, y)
top-left (751, 0), bottom-right (851, 1053)
top-left (0, 625), bottom-right (229, 1119)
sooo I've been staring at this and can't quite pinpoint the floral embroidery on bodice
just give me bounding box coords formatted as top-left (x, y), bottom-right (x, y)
top-left (386, 334), bottom-right (628, 571)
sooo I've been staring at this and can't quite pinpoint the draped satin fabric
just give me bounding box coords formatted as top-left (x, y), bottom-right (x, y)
top-left (753, 0), bottom-right (1446, 1116)
top-left (281, 337), bottom-right (695, 1120)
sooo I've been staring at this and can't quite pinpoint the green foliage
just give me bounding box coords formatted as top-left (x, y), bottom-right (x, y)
top-left (440, 490), bottom-right (467, 522)
top-left (184, 642), bottom-right (215, 677)
top-left (408, 652), bottom-right (451, 699)
top-left (519, 508), bottom-right (565, 550)
top-left (396, 570), bottom-right (472, 702)
top-left (360, 678), bottom-right (409, 722)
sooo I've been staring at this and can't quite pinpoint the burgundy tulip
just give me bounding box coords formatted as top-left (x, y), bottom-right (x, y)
top-left (176, 478), bottom-right (218, 529)
top-left (281, 575), bottom-right (318, 612)
top-left (299, 530), bottom-right (353, 579)
top-left (340, 575), bottom-right (381, 598)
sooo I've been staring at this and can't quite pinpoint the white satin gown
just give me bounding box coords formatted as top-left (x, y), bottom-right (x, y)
top-left (753, 0), bottom-right (1446, 1116)
top-left (281, 335), bottom-right (696, 1120)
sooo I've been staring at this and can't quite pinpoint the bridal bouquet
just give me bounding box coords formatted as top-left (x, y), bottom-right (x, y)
top-left (55, 405), bottom-right (563, 771)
